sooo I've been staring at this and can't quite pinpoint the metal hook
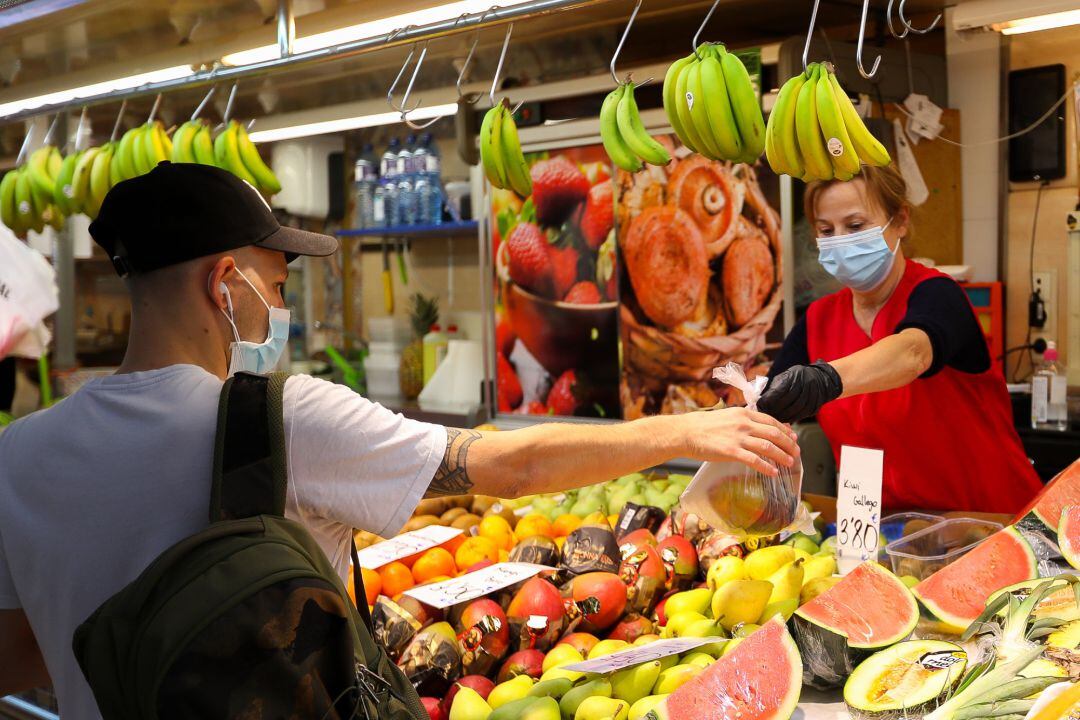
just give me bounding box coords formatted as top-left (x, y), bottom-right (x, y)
top-left (42, 114), bottom-right (60, 146)
top-left (855, 0), bottom-right (881, 79)
top-left (191, 85), bottom-right (217, 122)
top-left (146, 93), bottom-right (163, 124)
top-left (490, 22), bottom-right (523, 113)
top-left (802, 0), bottom-right (822, 74)
top-left (399, 43), bottom-right (442, 130)
top-left (897, 0), bottom-right (941, 35)
top-left (221, 83), bottom-right (239, 124)
top-left (73, 106), bottom-right (89, 152)
top-left (15, 123), bottom-right (35, 166)
top-left (387, 43), bottom-right (422, 114)
top-left (456, 7), bottom-right (499, 104)
top-left (886, 0), bottom-right (910, 38)
top-left (611, 0), bottom-right (644, 85)
top-left (691, 0), bottom-right (720, 57)
top-left (109, 98), bottom-right (128, 143)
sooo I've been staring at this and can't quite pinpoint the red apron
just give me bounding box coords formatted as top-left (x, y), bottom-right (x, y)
top-left (805, 261), bottom-right (1042, 513)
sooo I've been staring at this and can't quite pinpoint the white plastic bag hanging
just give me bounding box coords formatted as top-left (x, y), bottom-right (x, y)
top-left (0, 225), bottom-right (58, 359)
top-left (680, 362), bottom-right (813, 540)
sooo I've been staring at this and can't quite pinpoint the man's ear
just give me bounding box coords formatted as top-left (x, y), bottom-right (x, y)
top-left (206, 256), bottom-right (237, 312)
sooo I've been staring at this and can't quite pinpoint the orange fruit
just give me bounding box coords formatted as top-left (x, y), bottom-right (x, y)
top-left (498, 549), bottom-right (510, 563)
top-left (421, 574), bottom-right (453, 586)
top-left (360, 566), bottom-right (382, 606)
top-left (378, 561), bottom-right (415, 598)
top-left (441, 533), bottom-right (467, 555)
top-left (552, 514), bottom-right (583, 537)
top-left (455, 536), bottom-right (500, 569)
top-left (412, 547), bottom-right (458, 584)
top-left (515, 513), bottom-right (554, 541)
top-left (478, 515), bottom-right (515, 551)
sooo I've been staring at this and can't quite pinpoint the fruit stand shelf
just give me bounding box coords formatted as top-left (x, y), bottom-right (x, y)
top-left (337, 221), bottom-right (479, 239)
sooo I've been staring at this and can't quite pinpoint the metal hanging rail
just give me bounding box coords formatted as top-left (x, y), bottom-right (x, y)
top-left (0, 0), bottom-right (611, 125)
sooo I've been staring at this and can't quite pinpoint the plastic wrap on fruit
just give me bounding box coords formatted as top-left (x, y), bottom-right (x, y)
top-left (619, 546), bottom-right (666, 616)
top-left (614, 502), bottom-right (666, 540)
top-left (371, 595), bottom-right (423, 660)
top-left (508, 535), bottom-right (560, 567)
top-left (679, 362), bottom-right (813, 540)
top-left (457, 614), bottom-right (505, 677)
top-left (790, 612), bottom-right (854, 689)
top-left (696, 528), bottom-right (746, 573)
top-left (656, 506), bottom-right (711, 545)
top-left (1014, 525), bottom-right (1074, 578)
top-left (396, 621), bottom-right (463, 697)
top-left (559, 523), bottom-right (621, 578)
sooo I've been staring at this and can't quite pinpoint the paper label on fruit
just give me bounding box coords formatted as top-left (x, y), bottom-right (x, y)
top-left (562, 637), bottom-right (725, 674)
top-left (827, 137), bottom-right (844, 157)
top-left (403, 562), bottom-right (553, 609)
top-left (835, 445), bottom-right (884, 575)
top-left (919, 651), bottom-right (964, 670)
top-left (354, 525), bottom-right (462, 570)
top-left (685, 91), bottom-right (695, 110)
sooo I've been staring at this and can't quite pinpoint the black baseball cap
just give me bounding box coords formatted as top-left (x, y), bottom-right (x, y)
top-left (89, 161), bottom-right (338, 276)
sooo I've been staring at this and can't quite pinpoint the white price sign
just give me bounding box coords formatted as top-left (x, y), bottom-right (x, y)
top-left (562, 637), bottom-right (725, 674)
top-left (354, 525), bottom-right (462, 570)
top-left (403, 562), bottom-right (553, 609)
top-left (835, 445), bottom-right (884, 575)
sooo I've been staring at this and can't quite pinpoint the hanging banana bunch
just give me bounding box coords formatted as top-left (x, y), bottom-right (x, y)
top-left (599, 79), bottom-right (671, 173)
top-left (479, 99), bottom-right (532, 197)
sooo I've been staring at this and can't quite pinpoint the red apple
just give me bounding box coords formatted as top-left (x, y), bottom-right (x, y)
top-left (422, 697), bottom-right (446, 720)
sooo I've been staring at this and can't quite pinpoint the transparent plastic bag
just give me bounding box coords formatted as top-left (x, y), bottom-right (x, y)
top-left (679, 362), bottom-right (813, 540)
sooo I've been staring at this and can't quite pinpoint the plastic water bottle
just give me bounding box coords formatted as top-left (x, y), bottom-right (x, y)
top-left (413, 138), bottom-right (431, 225)
top-left (352, 143), bottom-right (377, 228)
top-left (376, 138), bottom-right (400, 228)
top-left (396, 134), bottom-right (418, 225)
top-left (1032, 341), bottom-right (1069, 431)
top-left (421, 133), bottom-right (444, 226)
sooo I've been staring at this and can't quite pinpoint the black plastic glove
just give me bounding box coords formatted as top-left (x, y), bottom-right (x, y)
top-left (757, 361), bottom-right (843, 424)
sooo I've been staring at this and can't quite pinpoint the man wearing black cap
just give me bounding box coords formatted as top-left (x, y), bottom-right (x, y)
top-left (0, 163), bottom-right (797, 718)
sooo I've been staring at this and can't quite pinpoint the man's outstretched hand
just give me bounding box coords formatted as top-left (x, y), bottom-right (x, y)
top-left (677, 406), bottom-right (800, 477)
top-left (757, 361), bottom-right (843, 424)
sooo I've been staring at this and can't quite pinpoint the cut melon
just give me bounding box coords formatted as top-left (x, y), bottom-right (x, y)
top-left (913, 526), bottom-right (1037, 634)
top-left (793, 562), bottom-right (918, 689)
top-left (646, 616), bottom-right (801, 720)
top-left (844, 640), bottom-right (967, 719)
top-left (1059, 505), bottom-right (1080, 570)
top-left (1015, 459), bottom-right (1080, 536)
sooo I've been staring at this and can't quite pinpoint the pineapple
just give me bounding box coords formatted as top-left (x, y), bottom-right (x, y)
top-left (400, 293), bottom-right (439, 399)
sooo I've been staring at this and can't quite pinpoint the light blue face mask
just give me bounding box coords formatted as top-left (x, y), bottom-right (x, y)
top-left (214, 269), bottom-right (290, 376)
top-left (816, 219), bottom-right (899, 292)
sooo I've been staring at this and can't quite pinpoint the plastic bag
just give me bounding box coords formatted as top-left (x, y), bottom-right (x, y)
top-left (0, 227), bottom-right (58, 359)
top-left (679, 362), bottom-right (813, 540)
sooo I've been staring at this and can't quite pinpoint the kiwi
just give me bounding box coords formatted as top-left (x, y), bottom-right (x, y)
top-left (415, 498), bottom-right (451, 517)
top-left (471, 495), bottom-right (497, 516)
top-left (441, 507), bottom-right (469, 523)
top-left (451, 513), bottom-right (482, 529)
top-left (448, 495), bottom-right (474, 510)
top-left (402, 514), bottom-right (441, 532)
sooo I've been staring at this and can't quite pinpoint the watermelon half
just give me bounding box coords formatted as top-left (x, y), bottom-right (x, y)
top-left (1059, 505), bottom-right (1080, 570)
top-left (646, 616), bottom-right (801, 720)
top-left (1015, 459), bottom-right (1080, 538)
top-left (913, 525), bottom-right (1037, 634)
top-left (793, 562), bottom-right (918, 689)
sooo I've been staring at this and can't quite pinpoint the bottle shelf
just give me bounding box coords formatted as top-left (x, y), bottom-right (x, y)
top-left (337, 220), bottom-right (478, 239)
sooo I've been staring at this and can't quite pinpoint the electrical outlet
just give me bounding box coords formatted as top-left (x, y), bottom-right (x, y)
top-left (1033, 270), bottom-right (1057, 340)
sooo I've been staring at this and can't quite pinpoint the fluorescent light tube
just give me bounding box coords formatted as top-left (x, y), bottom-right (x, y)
top-left (0, 66), bottom-right (192, 118)
top-left (996, 9), bottom-right (1080, 34)
top-left (248, 102), bottom-right (457, 142)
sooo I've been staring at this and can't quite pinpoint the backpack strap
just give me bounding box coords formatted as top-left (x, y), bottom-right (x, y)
top-left (210, 371), bottom-right (289, 522)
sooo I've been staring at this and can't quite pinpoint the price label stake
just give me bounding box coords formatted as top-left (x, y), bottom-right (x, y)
top-left (835, 445), bottom-right (884, 575)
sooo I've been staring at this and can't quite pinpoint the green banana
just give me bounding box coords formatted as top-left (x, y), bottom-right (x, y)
top-left (14, 168), bottom-right (33, 235)
top-left (663, 53), bottom-right (699, 154)
top-left (616, 80), bottom-right (670, 166)
top-left (600, 84), bottom-right (643, 173)
top-left (52, 151), bottom-right (80, 216)
top-left (827, 70), bottom-right (891, 167)
top-left (192, 125), bottom-right (217, 166)
top-left (697, 46), bottom-right (743, 160)
top-left (795, 66), bottom-right (833, 181)
top-left (815, 64), bottom-right (861, 177)
top-left (142, 120), bottom-right (169, 171)
top-left (26, 146), bottom-right (57, 199)
top-left (109, 148), bottom-right (125, 186)
top-left (114, 127), bottom-right (140, 180)
top-left (131, 125), bottom-right (153, 176)
top-left (719, 46), bottom-right (766, 161)
top-left (235, 121), bottom-right (282, 194)
top-left (170, 121), bottom-right (198, 164)
top-left (0, 169), bottom-right (18, 231)
top-left (70, 146), bottom-right (102, 213)
top-left (479, 104), bottom-right (508, 189)
top-left (214, 123), bottom-right (259, 186)
top-left (86, 143), bottom-right (114, 219)
top-left (765, 71), bottom-right (807, 177)
top-left (45, 203), bottom-right (64, 231)
top-left (685, 56), bottom-right (724, 160)
top-left (499, 106), bottom-right (532, 197)
top-left (674, 55), bottom-right (711, 158)
top-left (28, 175), bottom-right (50, 233)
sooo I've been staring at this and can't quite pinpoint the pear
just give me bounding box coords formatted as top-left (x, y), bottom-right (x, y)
top-left (543, 644), bottom-right (584, 672)
top-left (451, 687), bottom-right (494, 720)
top-left (800, 575), bottom-right (842, 605)
top-left (766, 558), bottom-right (805, 605)
top-left (540, 666), bottom-right (584, 684)
top-left (560, 679), bottom-right (611, 720)
top-left (659, 610), bottom-right (706, 638)
top-left (662, 588), bottom-right (712, 618)
top-left (732, 622), bottom-right (760, 638)
top-left (706, 556), bottom-right (747, 591)
top-left (611, 660), bottom-right (662, 705)
top-left (489, 674), bottom-right (535, 709)
top-left (491, 698), bottom-right (540, 720)
top-left (711, 579), bottom-right (772, 631)
top-left (679, 618), bottom-right (727, 655)
top-left (528, 677), bottom-right (574, 700)
top-left (720, 637), bottom-right (744, 656)
top-left (628, 694), bottom-right (669, 720)
top-left (652, 664), bottom-right (701, 695)
top-left (801, 555), bottom-right (837, 584)
top-left (744, 546), bottom-right (797, 580)
top-left (574, 696), bottom-right (629, 720)
top-left (790, 548), bottom-right (813, 563)
top-left (681, 652), bottom-right (715, 669)
top-left (786, 534), bottom-right (820, 555)
top-left (632, 634), bottom-right (661, 646)
top-left (521, 697), bottom-right (561, 720)
top-left (758, 598), bottom-right (799, 623)
top-left (587, 638), bottom-right (629, 659)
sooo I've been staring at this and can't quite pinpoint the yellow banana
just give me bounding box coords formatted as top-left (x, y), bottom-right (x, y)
top-left (617, 80), bottom-right (670, 166)
top-left (214, 123), bottom-right (258, 186)
top-left (674, 56), bottom-right (711, 158)
top-left (719, 46), bottom-right (766, 162)
top-left (159, 123), bottom-right (173, 158)
top-left (828, 71), bottom-right (891, 167)
top-left (53, 151), bottom-right (80, 216)
top-left (46, 203), bottom-right (64, 231)
top-left (70, 146), bottom-right (101, 213)
top-left (765, 71), bottom-right (807, 177)
top-left (663, 53), bottom-right (700, 154)
top-left (234, 121), bottom-right (282, 195)
top-left (86, 143), bottom-right (114, 219)
top-left (499, 106), bottom-right (533, 197)
top-left (795, 66), bottom-right (833, 181)
top-left (479, 104), bottom-right (508, 190)
top-left (114, 127), bottom-right (139, 180)
top-left (132, 126), bottom-right (153, 176)
top-left (27, 146), bottom-right (57, 198)
top-left (109, 148), bottom-right (125, 186)
top-left (171, 121), bottom-right (198, 164)
top-left (192, 125), bottom-right (216, 166)
top-left (600, 84), bottom-right (643, 173)
top-left (142, 120), bottom-right (168, 171)
top-left (0, 169), bottom-right (18, 231)
top-left (698, 47), bottom-right (743, 160)
top-left (815, 65), bottom-right (860, 178)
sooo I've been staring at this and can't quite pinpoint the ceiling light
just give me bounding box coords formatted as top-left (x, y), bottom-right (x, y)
top-left (0, 66), bottom-right (191, 118)
top-left (223, 0), bottom-right (533, 66)
top-left (995, 9), bottom-right (1080, 34)
top-left (248, 102), bottom-right (457, 143)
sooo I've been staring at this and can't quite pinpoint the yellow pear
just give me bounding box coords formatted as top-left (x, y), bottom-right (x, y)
top-left (766, 558), bottom-right (805, 604)
top-left (759, 598), bottom-right (799, 623)
top-left (706, 556), bottom-right (747, 591)
top-left (488, 675), bottom-right (535, 709)
top-left (800, 575), bottom-right (842, 605)
top-left (662, 588), bottom-right (712, 618)
top-left (450, 687), bottom-right (493, 720)
top-left (611, 660), bottom-right (662, 705)
top-left (660, 611), bottom-right (707, 638)
top-left (652, 664), bottom-right (701, 695)
top-left (801, 555), bottom-right (837, 584)
top-left (542, 644), bottom-right (583, 672)
top-left (744, 546), bottom-right (797, 580)
top-left (681, 652), bottom-right (715, 669)
top-left (540, 666), bottom-right (584, 684)
top-left (575, 696), bottom-right (629, 720)
top-left (588, 638), bottom-right (630, 659)
top-left (520, 696), bottom-right (561, 720)
top-left (628, 694), bottom-right (669, 720)
top-left (711, 579), bottom-right (773, 631)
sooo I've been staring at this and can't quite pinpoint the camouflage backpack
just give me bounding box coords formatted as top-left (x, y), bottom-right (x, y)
top-left (73, 372), bottom-right (427, 720)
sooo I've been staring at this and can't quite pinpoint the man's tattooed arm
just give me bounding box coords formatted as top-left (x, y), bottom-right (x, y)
top-left (425, 428), bottom-right (482, 497)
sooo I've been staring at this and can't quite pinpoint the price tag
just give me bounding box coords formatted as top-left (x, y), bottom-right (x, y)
top-left (354, 525), bottom-right (462, 570)
top-left (835, 445), bottom-right (884, 575)
top-left (562, 637), bottom-right (725, 674)
top-left (403, 562), bottom-right (552, 609)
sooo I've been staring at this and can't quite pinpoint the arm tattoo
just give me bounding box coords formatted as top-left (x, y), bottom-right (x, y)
top-left (426, 428), bottom-right (481, 497)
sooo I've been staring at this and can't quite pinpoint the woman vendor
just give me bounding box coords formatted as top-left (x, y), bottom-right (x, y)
top-left (758, 165), bottom-right (1041, 513)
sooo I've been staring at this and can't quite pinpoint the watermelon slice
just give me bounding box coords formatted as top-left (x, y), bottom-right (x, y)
top-left (1015, 459), bottom-right (1080, 537)
top-left (793, 562), bottom-right (918, 689)
top-left (1059, 505), bottom-right (1080, 570)
top-left (913, 525), bottom-right (1037, 634)
top-left (646, 616), bottom-right (801, 720)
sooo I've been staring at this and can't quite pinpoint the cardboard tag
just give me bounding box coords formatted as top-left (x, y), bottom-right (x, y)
top-left (836, 445), bottom-right (884, 575)
top-left (354, 525), bottom-right (462, 570)
top-left (563, 637), bottom-right (725, 674)
top-left (403, 562), bottom-right (552, 609)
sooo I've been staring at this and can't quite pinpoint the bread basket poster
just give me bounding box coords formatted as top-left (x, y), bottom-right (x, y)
top-left (493, 144), bottom-right (623, 419)
top-left (617, 137), bottom-right (783, 418)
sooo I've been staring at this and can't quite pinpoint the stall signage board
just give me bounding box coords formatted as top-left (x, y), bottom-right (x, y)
top-left (836, 445), bottom-right (884, 575)
top-left (354, 525), bottom-right (462, 570)
top-left (403, 562), bottom-right (552, 609)
top-left (563, 637), bottom-right (725, 674)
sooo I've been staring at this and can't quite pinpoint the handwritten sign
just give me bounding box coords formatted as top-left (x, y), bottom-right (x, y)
top-left (562, 637), bottom-right (725, 674)
top-left (403, 562), bottom-right (552, 609)
top-left (836, 445), bottom-right (884, 575)
top-left (354, 525), bottom-right (462, 570)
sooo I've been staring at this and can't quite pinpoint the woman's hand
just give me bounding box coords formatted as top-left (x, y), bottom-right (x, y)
top-left (757, 361), bottom-right (844, 423)
top-left (677, 406), bottom-right (800, 476)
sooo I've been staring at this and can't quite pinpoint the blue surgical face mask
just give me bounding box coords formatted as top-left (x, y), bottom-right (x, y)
top-left (816, 219), bottom-right (899, 292)
top-left (213, 269), bottom-right (290, 376)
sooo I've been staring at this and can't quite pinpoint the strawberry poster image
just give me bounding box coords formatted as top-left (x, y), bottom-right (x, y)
top-left (617, 138), bottom-right (783, 418)
top-left (493, 144), bottom-right (622, 419)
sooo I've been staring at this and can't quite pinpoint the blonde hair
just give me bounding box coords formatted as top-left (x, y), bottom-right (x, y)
top-left (804, 165), bottom-right (911, 230)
